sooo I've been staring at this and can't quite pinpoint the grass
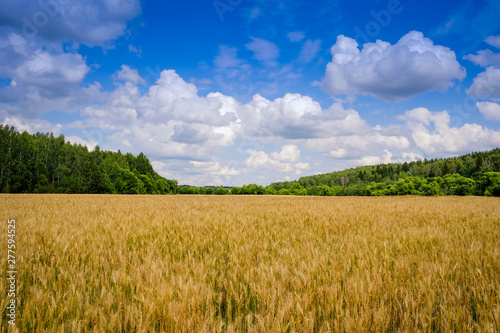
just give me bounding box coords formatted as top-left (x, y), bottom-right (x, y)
top-left (1, 195), bottom-right (499, 332)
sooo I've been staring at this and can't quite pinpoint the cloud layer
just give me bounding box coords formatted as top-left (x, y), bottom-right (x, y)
top-left (0, 0), bottom-right (141, 46)
top-left (4, 64), bottom-right (500, 186)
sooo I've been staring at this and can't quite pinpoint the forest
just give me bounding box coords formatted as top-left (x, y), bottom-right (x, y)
top-left (1, 125), bottom-right (500, 196)
top-left (269, 148), bottom-right (500, 197)
top-left (0, 125), bottom-right (177, 194)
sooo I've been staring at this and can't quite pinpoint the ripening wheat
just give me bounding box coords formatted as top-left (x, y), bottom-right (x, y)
top-left (1, 194), bottom-right (499, 332)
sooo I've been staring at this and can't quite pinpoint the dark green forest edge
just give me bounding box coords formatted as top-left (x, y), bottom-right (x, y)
top-left (0, 125), bottom-right (177, 194)
top-left (1, 125), bottom-right (500, 196)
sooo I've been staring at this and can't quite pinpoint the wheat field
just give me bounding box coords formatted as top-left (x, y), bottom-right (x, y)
top-left (1, 195), bottom-right (499, 332)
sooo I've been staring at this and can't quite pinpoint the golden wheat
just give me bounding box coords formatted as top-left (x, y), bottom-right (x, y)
top-left (1, 195), bottom-right (499, 332)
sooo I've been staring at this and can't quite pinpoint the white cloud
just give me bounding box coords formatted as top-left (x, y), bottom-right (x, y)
top-left (112, 65), bottom-right (145, 85)
top-left (464, 35), bottom-right (500, 68)
top-left (271, 144), bottom-right (300, 163)
top-left (1, 116), bottom-right (62, 135)
top-left (464, 50), bottom-right (500, 67)
top-left (355, 149), bottom-right (423, 166)
top-left (66, 136), bottom-right (98, 151)
top-left (466, 66), bottom-right (500, 98)
top-left (128, 45), bottom-right (142, 57)
top-left (3, 63), bottom-right (500, 187)
top-left (465, 36), bottom-right (500, 99)
top-left (245, 37), bottom-right (280, 66)
top-left (287, 31), bottom-right (305, 42)
top-left (477, 102), bottom-right (500, 121)
top-left (298, 39), bottom-right (322, 64)
top-left (1, 0), bottom-right (141, 46)
top-left (214, 46), bottom-right (246, 71)
top-left (485, 35), bottom-right (500, 49)
top-left (244, 145), bottom-right (310, 175)
top-left (0, 32), bottom-right (106, 119)
top-left (306, 133), bottom-right (411, 161)
top-left (16, 50), bottom-right (89, 88)
top-left (399, 107), bottom-right (500, 155)
top-left (240, 93), bottom-right (372, 140)
top-left (190, 160), bottom-right (240, 176)
top-left (79, 69), bottom-right (242, 161)
top-left (0, 0), bottom-right (140, 121)
top-left (322, 31), bottom-right (466, 100)
top-left (213, 45), bottom-right (251, 86)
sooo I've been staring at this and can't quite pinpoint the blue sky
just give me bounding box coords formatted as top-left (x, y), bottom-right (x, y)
top-left (1, 0), bottom-right (500, 186)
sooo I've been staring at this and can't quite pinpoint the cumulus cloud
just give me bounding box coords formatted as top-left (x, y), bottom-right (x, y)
top-left (0, 80), bottom-right (103, 118)
top-left (80, 69), bottom-right (242, 160)
top-left (0, 0), bottom-right (140, 120)
top-left (271, 144), bottom-right (300, 163)
top-left (305, 133), bottom-right (411, 161)
top-left (66, 136), bottom-right (98, 151)
top-left (3, 59), bottom-right (499, 186)
top-left (0, 37), bottom-right (90, 95)
top-left (321, 31), bottom-right (466, 100)
top-left (0, 0), bottom-right (141, 46)
top-left (16, 50), bottom-right (89, 87)
top-left (245, 37), bottom-right (280, 66)
top-left (151, 158), bottom-right (241, 186)
top-left (112, 65), bottom-right (145, 85)
top-left (245, 145), bottom-right (310, 175)
top-left (465, 35), bottom-right (500, 99)
top-left (240, 93), bottom-right (371, 140)
top-left (1, 115), bottom-right (62, 135)
top-left (477, 102), bottom-right (500, 121)
top-left (0, 33), bottom-right (96, 119)
top-left (399, 107), bottom-right (500, 155)
top-left (190, 160), bottom-right (240, 176)
top-left (466, 66), bottom-right (500, 98)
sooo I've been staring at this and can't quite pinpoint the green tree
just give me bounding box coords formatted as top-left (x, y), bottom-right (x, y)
top-left (215, 186), bottom-right (230, 195)
top-left (478, 172), bottom-right (500, 196)
top-left (278, 188), bottom-right (291, 195)
top-left (119, 169), bottom-right (144, 194)
top-left (139, 174), bottom-right (157, 194)
top-left (319, 185), bottom-right (334, 196)
top-left (265, 186), bottom-right (277, 195)
top-left (423, 181), bottom-right (443, 196)
top-left (290, 183), bottom-right (308, 196)
top-left (443, 174), bottom-right (475, 196)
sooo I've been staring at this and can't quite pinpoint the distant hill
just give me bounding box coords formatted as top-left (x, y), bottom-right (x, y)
top-left (0, 125), bottom-right (178, 194)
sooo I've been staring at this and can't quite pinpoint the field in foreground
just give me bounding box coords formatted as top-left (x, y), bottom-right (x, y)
top-left (1, 195), bottom-right (499, 332)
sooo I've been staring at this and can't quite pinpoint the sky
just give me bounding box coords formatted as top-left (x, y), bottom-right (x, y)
top-left (1, 0), bottom-right (500, 186)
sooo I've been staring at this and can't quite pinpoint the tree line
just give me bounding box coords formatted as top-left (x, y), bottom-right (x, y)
top-left (269, 149), bottom-right (500, 197)
top-left (0, 125), bottom-right (177, 194)
top-left (1, 125), bottom-right (499, 196)
top-left (179, 150), bottom-right (500, 197)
